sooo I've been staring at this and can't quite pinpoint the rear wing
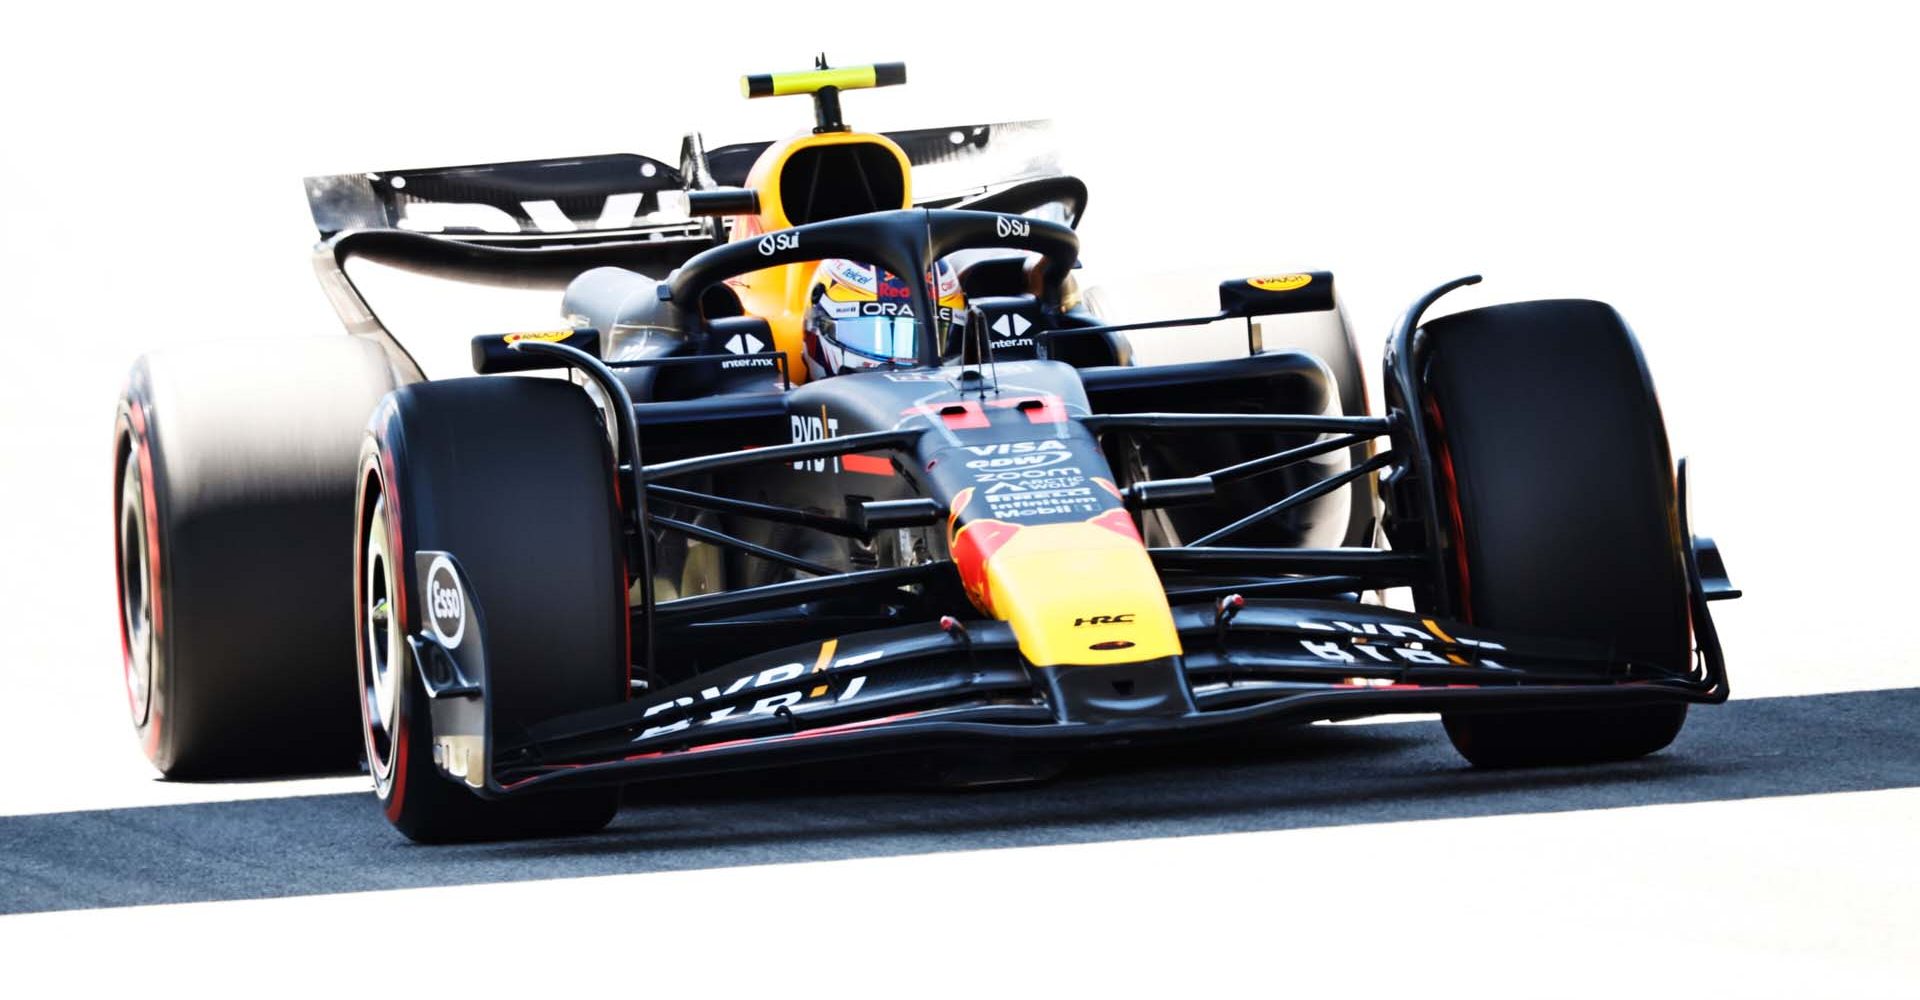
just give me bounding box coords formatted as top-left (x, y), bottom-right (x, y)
top-left (305, 120), bottom-right (1078, 384)
top-left (303, 120), bottom-right (1070, 242)
top-left (305, 152), bottom-right (697, 243)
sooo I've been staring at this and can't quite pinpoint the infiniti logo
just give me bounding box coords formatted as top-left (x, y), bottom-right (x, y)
top-left (757, 231), bottom-right (800, 256)
top-left (995, 215), bottom-right (1031, 239)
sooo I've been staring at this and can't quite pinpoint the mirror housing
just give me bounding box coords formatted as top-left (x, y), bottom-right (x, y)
top-left (1218, 271), bottom-right (1335, 318)
top-left (471, 329), bottom-right (600, 374)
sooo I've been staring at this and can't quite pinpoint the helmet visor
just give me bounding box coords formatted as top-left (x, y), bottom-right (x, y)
top-left (830, 315), bottom-right (918, 364)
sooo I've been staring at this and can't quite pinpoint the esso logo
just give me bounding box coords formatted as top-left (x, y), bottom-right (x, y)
top-left (757, 231), bottom-right (800, 256)
top-left (425, 555), bottom-right (465, 648)
top-left (995, 215), bottom-right (1031, 239)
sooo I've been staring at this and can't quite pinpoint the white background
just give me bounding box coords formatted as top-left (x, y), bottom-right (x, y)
top-left (1, 1), bottom-right (1915, 993)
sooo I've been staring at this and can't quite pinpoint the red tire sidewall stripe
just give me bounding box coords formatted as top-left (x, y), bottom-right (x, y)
top-left (379, 444), bottom-right (411, 823)
top-left (357, 431), bottom-right (412, 823)
top-left (125, 402), bottom-right (165, 758)
top-left (113, 416), bottom-right (135, 722)
top-left (385, 713), bottom-right (410, 824)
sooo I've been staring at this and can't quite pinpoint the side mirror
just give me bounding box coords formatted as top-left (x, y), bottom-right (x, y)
top-left (471, 329), bottom-right (600, 374)
top-left (1218, 271), bottom-right (1335, 318)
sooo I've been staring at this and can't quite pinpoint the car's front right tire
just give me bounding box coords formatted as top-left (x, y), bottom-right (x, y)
top-left (1418, 299), bottom-right (1693, 768)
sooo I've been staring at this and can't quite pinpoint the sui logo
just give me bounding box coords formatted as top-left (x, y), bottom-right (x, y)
top-left (757, 231), bottom-right (800, 256)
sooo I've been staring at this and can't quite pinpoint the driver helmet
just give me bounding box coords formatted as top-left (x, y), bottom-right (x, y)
top-left (803, 258), bottom-right (965, 378)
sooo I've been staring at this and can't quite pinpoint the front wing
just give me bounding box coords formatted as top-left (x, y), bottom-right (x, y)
top-left (407, 553), bottom-right (1730, 798)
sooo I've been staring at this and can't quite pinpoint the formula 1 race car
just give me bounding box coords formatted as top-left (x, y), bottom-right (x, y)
top-left (113, 60), bottom-right (1739, 841)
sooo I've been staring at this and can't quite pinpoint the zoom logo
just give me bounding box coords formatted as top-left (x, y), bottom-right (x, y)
top-left (757, 231), bottom-right (800, 256)
top-left (425, 555), bottom-right (466, 648)
top-left (996, 215), bottom-right (1030, 239)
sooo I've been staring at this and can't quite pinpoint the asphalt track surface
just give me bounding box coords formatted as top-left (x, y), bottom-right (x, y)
top-left (8, 687), bottom-right (1914, 915)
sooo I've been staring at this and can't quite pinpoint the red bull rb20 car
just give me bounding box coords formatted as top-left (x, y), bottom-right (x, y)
top-left (113, 61), bottom-right (1739, 841)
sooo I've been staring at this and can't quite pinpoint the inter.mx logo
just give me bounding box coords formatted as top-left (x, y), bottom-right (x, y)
top-left (996, 215), bottom-right (1031, 239)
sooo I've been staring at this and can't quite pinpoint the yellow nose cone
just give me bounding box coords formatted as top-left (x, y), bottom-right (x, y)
top-left (983, 522), bottom-right (1182, 667)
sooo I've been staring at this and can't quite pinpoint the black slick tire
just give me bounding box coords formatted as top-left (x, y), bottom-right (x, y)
top-left (113, 337), bottom-right (398, 777)
top-left (356, 376), bottom-right (626, 843)
top-left (1421, 300), bottom-right (1690, 767)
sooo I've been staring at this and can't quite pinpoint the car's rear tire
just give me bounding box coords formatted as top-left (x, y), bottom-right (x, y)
top-left (1420, 300), bottom-right (1691, 768)
top-left (357, 376), bottom-right (626, 842)
top-left (113, 337), bottom-right (399, 778)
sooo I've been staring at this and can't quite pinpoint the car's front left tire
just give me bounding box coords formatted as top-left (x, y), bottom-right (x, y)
top-left (357, 376), bottom-right (628, 842)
